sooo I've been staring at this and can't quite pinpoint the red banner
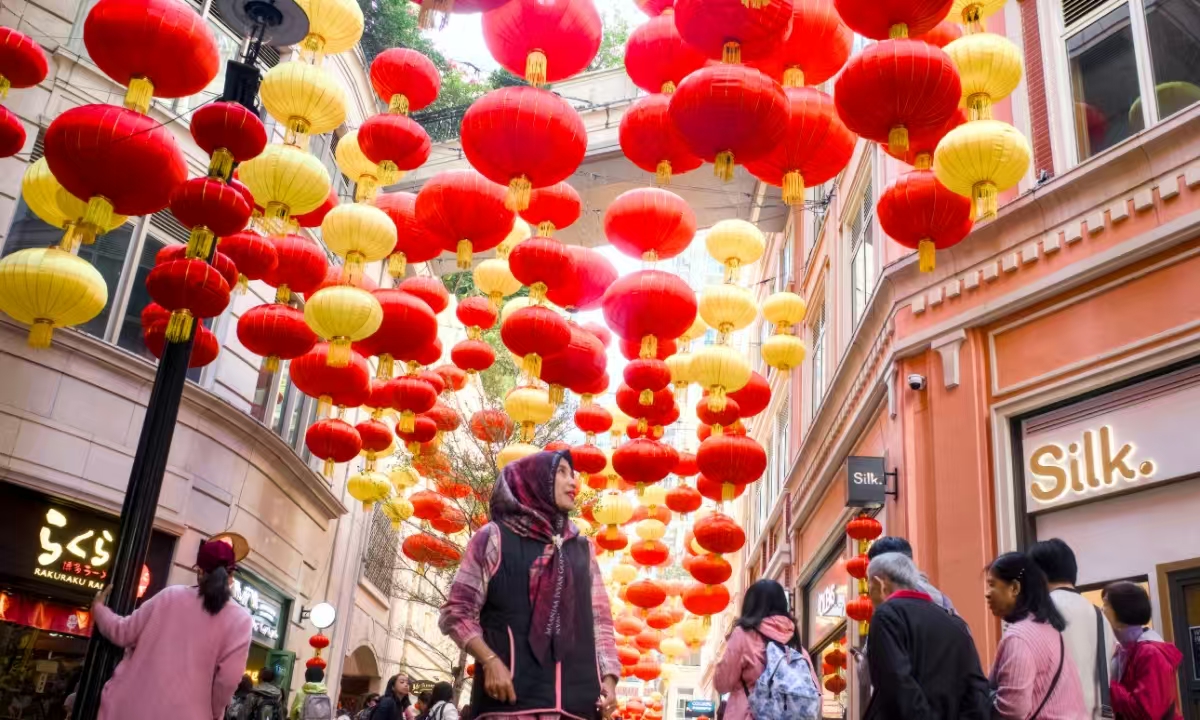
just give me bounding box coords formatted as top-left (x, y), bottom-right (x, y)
top-left (0, 591), bottom-right (93, 637)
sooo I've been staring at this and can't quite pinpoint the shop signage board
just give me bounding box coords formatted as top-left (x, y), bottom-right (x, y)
top-left (1021, 375), bottom-right (1200, 512)
top-left (846, 456), bottom-right (887, 508)
top-left (411, 680), bottom-right (436, 695)
top-left (232, 574), bottom-right (287, 647)
top-left (685, 700), bottom-right (715, 717)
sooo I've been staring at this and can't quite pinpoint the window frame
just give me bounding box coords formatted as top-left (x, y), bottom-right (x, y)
top-left (846, 168), bottom-right (876, 328)
top-left (809, 302), bottom-right (828, 419)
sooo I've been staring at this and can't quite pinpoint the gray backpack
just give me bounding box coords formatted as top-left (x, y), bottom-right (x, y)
top-left (301, 693), bottom-right (333, 720)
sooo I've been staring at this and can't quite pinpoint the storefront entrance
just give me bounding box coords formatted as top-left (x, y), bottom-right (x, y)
top-left (1166, 566), bottom-right (1200, 720)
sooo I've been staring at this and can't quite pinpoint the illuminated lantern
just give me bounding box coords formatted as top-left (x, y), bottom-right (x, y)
top-left (627, 578), bottom-right (667, 610)
top-left (682, 582), bottom-right (731, 618)
top-left (833, 0), bottom-right (952, 40)
top-left (259, 62), bottom-right (347, 146)
top-left (416, 169), bottom-right (515, 269)
top-left (369, 48), bottom-right (440, 114)
top-left (847, 515), bottom-right (883, 541)
top-left (501, 305), bottom-right (570, 379)
top-left (504, 386), bottom-right (555, 442)
top-left (693, 512), bottom-right (746, 554)
top-left (604, 188), bottom-right (696, 262)
top-left (877, 169), bottom-right (974, 272)
top-left (602, 270), bottom-right (697, 360)
top-left (846, 597), bottom-right (874, 623)
top-left (546, 246), bottom-right (618, 312)
top-left (750, 0), bottom-right (851, 87)
top-left (688, 553), bottom-right (732, 584)
top-left (834, 39), bottom-right (961, 155)
top-left (673, 0), bottom-right (794, 64)
top-left (307, 418), bottom-right (362, 477)
top-left (691, 344), bottom-right (752, 411)
top-left (304, 285), bottom-right (383, 367)
top-left (745, 87), bottom-right (855, 207)
top-left (521, 181), bottom-right (582, 237)
top-left (624, 14), bottom-right (707, 94)
top-left (461, 86), bottom-right (587, 212)
top-left (0, 247), bottom-right (107, 347)
top-left (669, 64), bottom-right (789, 181)
top-left (665, 485), bottom-right (702, 515)
top-left (481, 0), bottom-right (602, 85)
top-left (619, 94), bottom-right (704, 185)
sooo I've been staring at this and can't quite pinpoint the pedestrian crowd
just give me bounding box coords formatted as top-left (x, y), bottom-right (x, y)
top-left (711, 535), bottom-right (1183, 720)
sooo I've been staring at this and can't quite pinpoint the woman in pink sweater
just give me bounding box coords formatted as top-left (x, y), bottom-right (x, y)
top-left (986, 552), bottom-right (1086, 720)
top-left (713, 579), bottom-right (818, 720)
top-left (92, 539), bottom-right (253, 720)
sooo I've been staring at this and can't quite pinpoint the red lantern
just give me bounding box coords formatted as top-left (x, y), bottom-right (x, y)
top-left (696, 474), bottom-right (746, 504)
top-left (482, 0), bottom-right (602, 85)
top-left (877, 168), bottom-right (974, 272)
top-left (306, 418), bottom-right (362, 476)
top-left (618, 645), bottom-right (641, 666)
top-left (824, 675), bottom-right (847, 694)
top-left (424, 401), bottom-right (460, 435)
top-left (155, 244), bottom-right (238, 289)
top-left (833, 0), bottom-right (952, 40)
top-left (0, 28), bottom-right (49, 95)
top-left (357, 418), bottom-right (393, 457)
top-left (500, 305), bottom-right (571, 379)
top-left (391, 376), bottom-right (438, 432)
top-left (745, 87), bottom-right (855, 206)
top-left (614, 439), bottom-right (679, 488)
top-left (546, 246), bottom-right (618, 312)
top-left (625, 359), bottom-right (672, 407)
top-left (83, 0), bottom-right (219, 103)
top-left (398, 414), bottom-right (438, 454)
top-left (697, 434), bottom-right (768, 488)
top-left (469, 408), bottom-right (513, 443)
top-left (520, 182), bottom-right (582, 236)
top-left (540, 322), bottom-right (606, 403)
top-left (693, 512), bottom-right (745, 554)
top-left (456, 296), bottom-right (498, 333)
top-left (410, 489), bottom-right (447, 521)
top-left (169, 176), bottom-right (252, 256)
top-left (575, 404), bottom-right (613, 435)
top-left (264, 234), bottom-right (329, 301)
top-left (509, 236), bottom-right (575, 299)
top-left (834, 39), bottom-right (961, 155)
top-left (915, 20), bottom-right (963, 47)
top-left (826, 647), bottom-right (847, 668)
top-left (632, 657), bottom-right (662, 682)
top-left (673, 0), bottom-right (794, 63)
top-left (415, 340), bottom-right (444, 368)
top-left (630, 539), bottom-right (670, 567)
top-left (434, 365), bottom-right (468, 393)
top-left (306, 657), bottom-right (327, 670)
top-left (415, 169), bottom-right (515, 269)
top-left (645, 606), bottom-right (676, 630)
top-left (395, 276), bottom-right (449, 317)
top-left (359, 114), bottom-right (432, 177)
top-left (237, 303), bottom-right (318, 371)
top-left (846, 553), bottom-right (870, 579)
top-left (604, 188), bottom-right (696, 261)
top-left (146, 258), bottom-right (231, 342)
top-left (635, 628), bottom-right (663, 651)
top-left (750, 0), bottom-right (852, 87)
top-left (466, 663), bottom-right (476, 678)
top-left (728, 371), bottom-right (771, 418)
top-left (582, 321), bottom-right (612, 348)
top-left (143, 308), bottom-right (219, 368)
top-left (451, 339), bottom-right (496, 374)
top-left (669, 64), bottom-right (789, 181)
top-left (460, 86), bottom-right (587, 212)
top-left (355, 289), bottom-right (439, 377)
top-left (309, 633), bottom-right (330, 650)
top-left (292, 188), bottom-right (338, 229)
top-left (291, 344), bottom-right (371, 411)
top-left (190, 101), bottom-right (267, 168)
top-left (847, 514), bottom-right (883, 541)
top-left (431, 505), bottom-right (468, 534)
top-left (602, 270), bottom-right (697, 359)
top-left (665, 484), bottom-right (702, 514)
top-left (624, 14), bottom-right (707, 94)
top-left (402, 533), bottom-right (461, 568)
top-left (845, 597), bottom-right (874, 623)
top-left (681, 582), bottom-right (730, 617)
top-left (370, 48), bottom-right (440, 112)
top-left (619, 94), bottom-right (704, 186)
top-left (696, 396), bottom-right (741, 429)
top-left (675, 452), bottom-right (699, 477)
top-left (375, 191), bottom-right (440, 278)
top-left (688, 553), bottom-right (732, 584)
top-left (220, 231), bottom-right (278, 288)
top-left (595, 529), bottom-right (629, 552)
top-left (698, 421), bottom-right (746, 443)
top-left (0, 108), bottom-right (23, 158)
top-left (627, 578), bottom-right (667, 609)
top-left (885, 107), bottom-right (968, 166)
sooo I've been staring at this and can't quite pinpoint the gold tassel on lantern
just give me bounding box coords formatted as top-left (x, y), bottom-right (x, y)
top-left (457, 239), bottom-right (472, 269)
top-left (537, 222), bottom-right (555, 237)
top-left (707, 387), bottom-right (727, 412)
top-left (782, 67), bottom-right (805, 88)
top-left (323, 458), bottom-right (335, 477)
top-left (639, 389), bottom-right (654, 406)
top-left (782, 171), bottom-right (805, 207)
top-left (208, 148), bottom-right (234, 181)
top-left (660, 81), bottom-right (676, 94)
top-left (525, 50), bottom-right (548, 86)
top-left (530, 281), bottom-right (548, 303)
top-left (124, 77), bottom-right (154, 114)
top-left (265, 355), bottom-right (281, 373)
top-left (389, 93), bottom-right (410, 115)
top-left (714, 151), bottom-right (735, 182)
top-left (83, 197), bottom-right (115, 240)
top-left (327, 338), bottom-right (351, 368)
top-left (507, 176), bottom-right (532, 212)
top-left (185, 227), bottom-right (215, 259)
top-left (275, 285), bottom-right (292, 304)
top-left (974, 181), bottom-right (999, 221)
top-left (166, 309), bottom-right (195, 343)
top-left (399, 411), bottom-right (415, 433)
top-left (522, 353), bottom-right (543, 380)
top-left (914, 153), bottom-right (933, 171)
top-left (889, 23), bottom-right (909, 38)
top-left (918, 239), bottom-right (936, 273)
top-left (378, 354), bottom-right (395, 379)
top-left (388, 252), bottom-right (407, 278)
top-left (722, 42), bottom-right (741, 65)
top-left (639, 335), bottom-right (658, 359)
top-left (888, 126), bottom-right (909, 154)
top-left (656, 160), bottom-right (673, 185)
top-left (317, 394), bottom-right (332, 417)
top-left (548, 384), bottom-right (565, 405)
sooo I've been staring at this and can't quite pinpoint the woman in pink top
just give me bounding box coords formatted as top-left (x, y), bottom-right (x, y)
top-left (713, 579), bottom-right (818, 720)
top-left (986, 552), bottom-right (1087, 720)
top-left (92, 539), bottom-right (253, 720)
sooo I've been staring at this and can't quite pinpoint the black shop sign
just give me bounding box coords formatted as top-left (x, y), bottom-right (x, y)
top-left (846, 456), bottom-right (889, 508)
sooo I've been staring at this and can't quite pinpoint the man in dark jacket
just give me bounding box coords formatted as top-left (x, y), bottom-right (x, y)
top-left (863, 553), bottom-right (990, 720)
top-left (247, 667), bottom-right (285, 720)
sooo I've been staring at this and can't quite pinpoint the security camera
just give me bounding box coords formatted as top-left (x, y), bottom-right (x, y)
top-left (907, 374), bottom-right (927, 391)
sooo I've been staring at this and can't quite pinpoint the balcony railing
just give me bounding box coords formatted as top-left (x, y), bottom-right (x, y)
top-left (412, 104), bottom-right (470, 143)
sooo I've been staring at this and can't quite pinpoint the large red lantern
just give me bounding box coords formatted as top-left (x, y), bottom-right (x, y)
top-left (460, 86), bottom-right (587, 212)
top-left (397, 275), bottom-right (450, 316)
top-left (833, 0), bottom-right (952, 40)
top-left (237, 302), bottom-right (318, 371)
top-left (619, 94), bottom-right (704, 185)
top-left (571, 443), bottom-right (607, 475)
top-left (355, 289), bottom-right (439, 377)
top-left (674, 0), bottom-right (794, 63)
top-left (398, 415), bottom-right (438, 454)
top-left (624, 14), bottom-right (707, 94)
top-left (415, 170), bottom-right (515, 269)
top-left (687, 553), bottom-right (733, 584)
top-left (357, 418), bottom-right (394, 463)
top-left (625, 358), bottom-right (672, 405)
top-left (359, 114), bottom-right (432, 183)
top-left (750, 0), bottom-right (852, 87)
top-left (745, 87), bottom-right (855, 206)
top-left (451, 339), bottom-right (496, 374)
top-left (434, 364), bottom-right (468, 393)
top-left (189, 101), bottom-right (267, 179)
top-left (402, 533), bottom-right (461, 568)
top-left (540, 321), bottom-right (606, 403)
top-left (834, 39), bottom-right (961, 155)
top-left (391, 376), bottom-right (438, 432)
top-left (169, 177), bottom-right (252, 257)
top-left (665, 484), bottom-right (702, 514)
top-left (290, 344), bottom-right (371, 413)
top-left (613, 439), bottom-right (680, 488)
top-left (604, 188), bottom-right (696, 261)
top-left (630, 539), bottom-right (670, 567)
top-left (520, 182), bottom-right (582, 236)
top-left (602, 270), bottom-right (697, 359)
top-left (456, 296), bottom-right (498, 335)
top-left (509, 237), bottom-right (575, 300)
top-left (0, 108), bottom-right (22, 158)
top-left (469, 408), bottom-right (514, 443)
top-left (264, 234), bottom-right (329, 302)
top-left (482, 0), bottom-right (602, 85)
top-left (632, 657), bottom-right (662, 683)
top-left (219, 231), bottom-right (277, 289)
top-left (500, 305), bottom-right (571, 379)
top-left (697, 434), bottom-right (768, 487)
top-left (146, 258), bottom-right (231, 342)
top-left (682, 582), bottom-right (731, 617)
top-left (846, 597), bottom-right (874, 623)
top-left (728, 371), bottom-right (771, 418)
top-left (0, 28), bottom-right (49, 100)
top-left (669, 64), bottom-right (789, 181)
top-left (594, 529), bottom-right (629, 552)
top-left (306, 418), bottom-right (362, 476)
top-left (697, 474), bottom-right (746, 503)
top-left (575, 404), bottom-right (613, 436)
top-left (693, 512), bottom-right (746, 554)
top-left (546, 246), bottom-right (617, 312)
top-left (619, 337), bottom-right (677, 362)
top-left (627, 578), bottom-right (667, 609)
top-left (142, 304), bottom-right (219, 367)
top-left (847, 514), bottom-right (883, 541)
top-left (877, 168), bottom-right (974, 272)
top-left (696, 397), bottom-right (741, 430)
top-left (370, 48), bottom-right (440, 113)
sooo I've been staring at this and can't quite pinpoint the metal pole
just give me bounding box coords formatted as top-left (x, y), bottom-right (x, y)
top-left (72, 62), bottom-right (261, 720)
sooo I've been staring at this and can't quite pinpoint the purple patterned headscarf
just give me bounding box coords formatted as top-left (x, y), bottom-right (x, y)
top-left (490, 450), bottom-right (579, 666)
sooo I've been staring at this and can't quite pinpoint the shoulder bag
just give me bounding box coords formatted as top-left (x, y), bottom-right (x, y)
top-left (1095, 608), bottom-right (1114, 718)
top-left (1029, 633), bottom-right (1066, 720)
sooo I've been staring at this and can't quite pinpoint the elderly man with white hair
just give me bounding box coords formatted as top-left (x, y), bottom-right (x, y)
top-left (862, 552), bottom-right (991, 720)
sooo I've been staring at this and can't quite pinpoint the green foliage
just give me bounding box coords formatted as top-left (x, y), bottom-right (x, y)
top-left (586, 8), bottom-right (631, 73)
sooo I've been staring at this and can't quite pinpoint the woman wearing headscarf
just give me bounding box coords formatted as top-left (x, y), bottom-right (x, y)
top-left (91, 538), bottom-right (254, 720)
top-left (439, 450), bottom-right (620, 720)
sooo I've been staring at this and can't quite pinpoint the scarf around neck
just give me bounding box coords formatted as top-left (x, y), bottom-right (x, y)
top-left (489, 449), bottom-right (579, 666)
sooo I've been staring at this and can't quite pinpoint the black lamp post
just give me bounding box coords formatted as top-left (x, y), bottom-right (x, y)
top-left (71, 3), bottom-right (307, 717)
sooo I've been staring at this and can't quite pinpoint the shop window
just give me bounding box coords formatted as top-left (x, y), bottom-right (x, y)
top-left (848, 179), bottom-right (875, 326)
top-left (804, 543), bottom-right (850, 718)
top-left (1063, 0), bottom-right (1200, 162)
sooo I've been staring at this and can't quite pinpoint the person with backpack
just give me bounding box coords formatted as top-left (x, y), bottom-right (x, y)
top-left (713, 578), bottom-right (820, 720)
top-left (246, 667), bottom-right (285, 720)
top-left (417, 683), bottom-right (458, 720)
top-left (226, 676), bottom-right (255, 720)
top-left (289, 667), bottom-right (333, 720)
top-left (1103, 581), bottom-right (1183, 720)
top-left (863, 553), bottom-right (990, 719)
top-left (354, 694), bottom-right (379, 720)
top-left (987, 552), bottom-right (1087, 719)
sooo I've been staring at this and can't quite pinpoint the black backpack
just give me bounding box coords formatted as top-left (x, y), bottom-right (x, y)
top-left (252, 694), bottom-right (283, 720)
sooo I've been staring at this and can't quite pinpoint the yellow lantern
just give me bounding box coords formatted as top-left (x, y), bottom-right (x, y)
top-left (594, 490), bottom-right (633, 541)
top-left (933, 119), bottom-right (1031, 220)
top-left (348, 470), bottom-right (393, 511)
top-left (699, 283), bottom-right (758, 338)
top-left (679, 617), bottom-right (707, 649)
top-left (362, 436), bottom-right (396, 469)
top-left (381, 494), bottom-right (414, 529)
top-left (640, 484), bottom-right (667, 510)
top-left (762, 291), bottom-right (807, 332)
top-left (0, 247), bottom-right (108, 348)
top-left (260, 62), bottom-right (347, 145)
top-left (691, 344), bottom-right (752, 411)
top-left (636, 518), bottom-right (667, 542)
top-left (705, 219), bottom-right (766, 281)
top-left (948, 0), bottom-right (1008, 32)
top-left (304, 285), bottom-right (384, 367)
top-left (660, 637), bottom-right (687, 659)
top-left (610, 562), bottom-right (638, 586)
top-left (496, 218), bottom-right (531, 260)
top-left (389, 465), bottom-right (420, 491)
top-left (498, 442), bottom-right (539, 469)
top-left (474, 259), bottom-right (522, 308)
top-left (238, 144), bottom-right (333, 231)
top-left (606, 405), bottom-right (631, 443)
top-left (945, 33), bottom-right (1022, 120)
top-left (321, 202), bottom-right (396, 279)
top-left (296, 0), bottom-right (364, 61)
top-left (504, 386), bottom-right (555, 441)
top-left (665, 352), bottom-right (695, 396)
top-left (762, 334), bottom-right (807, 371)
top-left (334, 130), bottom-right (391, 202)
top-left (573, 517), bottom-right (594, 536)
top-left (679, 315), bottom-right (710, 345)
top-left (21, 158), bottom-right (127, 249)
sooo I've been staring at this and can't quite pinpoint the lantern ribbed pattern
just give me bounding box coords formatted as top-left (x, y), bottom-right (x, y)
top-left (705, 219), bottom-right (765, 278)
top-left (877, 168), bottom-right (974, 271)
top-left (321, 203), bottom-right (396, 274)
top-left (260, 62), bottom-right (347, 138)
top-left (604, 187), bottom-right (697, 261)
top-left (619, 93), bottom-right (704, 185)
top-left (296, 0), bottom-right (364, 56)
top-left (334, 129), bottom-right (378, 186)
top-left (762, 292), bottom-right (807, 330)
top-left (636, 518), bottom-right (667, 542)
top-left (594, 490), bottom-right (634, 527)
top-left (949, 0), bottom-right (1007, 28)
top-left (691, 344), bottom-right (752, 410)
top-left (21, 158), bottom-right (128, 235)
top-left (0, 27), bottom-right (49, 94)
top-left (944, 33), bottom-right (1023, 120)
top-left (370, 48), bottom-right (440, 111)
top-left (624, 14), bottom-right (707, 94)
top-left (498, 442), bottom-right (540, 469)
top-left (348, 471), bottom-right (393, 510)
top-left (752, 0), bottom-right (853, 87)
top-left (762, 334), bottom-right (808, 371)
top-left (496, 218), bottom-right (531, 260)
top-left (415, 169), bottom-right (515, 268)
top-left (505, 385), bottom-right (556, 441)
top-left (673, 0), bottom-right (794, 63)
top-left (699, 284), bottom-right (757, 335)
top-left (304, 285), bottom-right (383, 367)
top-left (238, 145), bottom-right (332, 219)
top-left (0, 248), bottom-right (108, 347)
top-left (481, 0), bottom-right (602, 85)
top-left (933, 119), bottom-right (1031, 221)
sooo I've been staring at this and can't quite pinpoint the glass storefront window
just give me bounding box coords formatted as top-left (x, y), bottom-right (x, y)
top-left (805, 548), bottom-right (849, 651)
top-left (1142, 0), bottom-right (1200, 124)
top-left (1067, 4), bottom-right (1142, 160)
top-left (812, 631), bottom-right (849, 720)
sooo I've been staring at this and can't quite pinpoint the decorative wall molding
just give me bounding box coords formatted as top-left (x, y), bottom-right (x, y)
top-left (932, 330), bottom-right (968, 389)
